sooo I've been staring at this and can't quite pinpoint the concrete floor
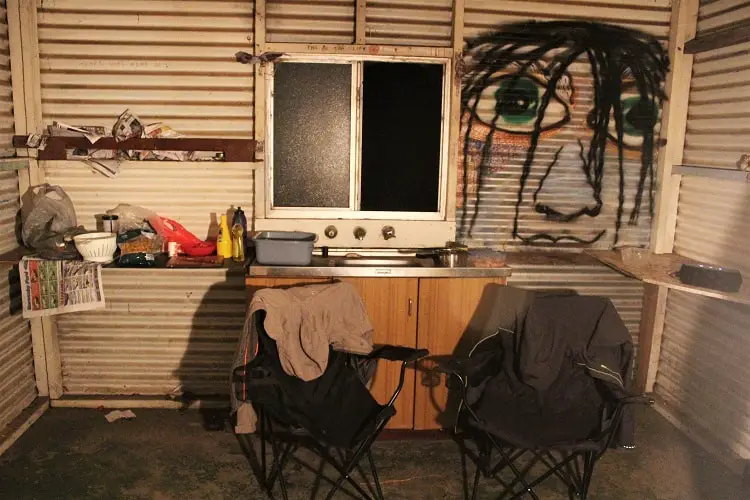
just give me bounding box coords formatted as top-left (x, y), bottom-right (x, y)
top-left (0, 407), bottom-right (745, 500)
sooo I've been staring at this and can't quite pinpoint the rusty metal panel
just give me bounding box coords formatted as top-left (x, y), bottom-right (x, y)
top-left (0, 266), bottom-right (36, 432)
top-left (656, 290), bottom-right (750, 460)
top-left (37, 0), bottom-right (255, 138)
top-left (43, 161), bottom-right (254, 239)
top-left (366, 0), bottom-right (453, 47)
top-left (683, 39), bottom-right (750, 169)
top-left (266, 0), bottom-right (355, 44)
top-left (56, 268), bottom-right (246, 396)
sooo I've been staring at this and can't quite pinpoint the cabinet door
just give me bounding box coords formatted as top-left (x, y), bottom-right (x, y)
top-left (414, 277), bottom-right (507, 430)
top-left (340, 278), bottom-right (418, 429)
top-left (246, 277), bottom-right (332, 300)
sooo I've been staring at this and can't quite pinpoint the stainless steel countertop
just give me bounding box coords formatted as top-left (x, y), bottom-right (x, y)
top-left (247, 256), bottom-right (512, 278)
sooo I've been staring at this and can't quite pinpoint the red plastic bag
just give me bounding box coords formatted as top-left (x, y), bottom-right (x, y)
top-left (148, 216), bottom-right (216, 257)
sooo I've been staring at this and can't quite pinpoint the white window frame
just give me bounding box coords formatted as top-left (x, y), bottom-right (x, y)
top-left (264, 54), bottom-right (452, 222)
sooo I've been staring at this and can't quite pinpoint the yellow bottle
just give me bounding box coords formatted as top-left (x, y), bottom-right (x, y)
top-left (217, 214), bottom-right (233, 258)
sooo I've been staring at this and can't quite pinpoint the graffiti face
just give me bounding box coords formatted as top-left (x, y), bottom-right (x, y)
top-left (458, 21), bottom-right (669, 247)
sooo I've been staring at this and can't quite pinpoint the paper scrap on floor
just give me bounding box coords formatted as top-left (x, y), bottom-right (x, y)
top-left (19, 258), bottom-right (105, 318)
top-left (104, 410), bottom-right (136, 423)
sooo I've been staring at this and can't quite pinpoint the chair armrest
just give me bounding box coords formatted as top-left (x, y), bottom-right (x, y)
top-left (368, 344), bottom-right (429, 363)
top-left (429, 355), bottom-right (471, 376)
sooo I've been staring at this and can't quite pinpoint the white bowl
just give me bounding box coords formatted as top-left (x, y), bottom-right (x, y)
top-left (73, 232), bottom-right (117, 263)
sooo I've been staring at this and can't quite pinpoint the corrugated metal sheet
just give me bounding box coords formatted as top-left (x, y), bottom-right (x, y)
top-left (673, 176), bottom-right (750, 275)
top-left (56, 269), bottom-right (246, 396)
top-left (43, 161), bottom-right (254, 239)
top-left (506, 255), bottom-right (644, 358)
top-left (697, 0), bottom-right (750, 37)
top-left (458, 2), bottom-right (671, 249)
top-left (683, 40), bottom-right (750, 168)
top-left (266, 0), bottom-right (355, 44)
top-left (0, 0), bottom-right (12, 156)
top-left (0, 169), bottom-right (18, 255)
top-left (0, 266), bottom-right (36, 431)
top-left (0, 1), bottom-right (36, 433)
top-left (464, 0), bottom-right (672, 41)
top-left (366, 0), bottom-right (453, 47)
top-left (37, 0), bottom-right (255, 138)
top-left (656, 290), bottom-right (750, 460)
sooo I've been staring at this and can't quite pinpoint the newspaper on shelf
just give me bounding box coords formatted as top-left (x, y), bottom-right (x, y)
top-left (19, 258), bottom-right (105, 318)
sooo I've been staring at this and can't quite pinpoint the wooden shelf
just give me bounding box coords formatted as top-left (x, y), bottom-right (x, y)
top-left (12, 136), bottom-right (256, 162)
top-left (587, 250), bottom-right (750, 306)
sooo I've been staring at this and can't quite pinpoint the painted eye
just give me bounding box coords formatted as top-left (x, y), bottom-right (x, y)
top-left (609, 96), bottom-right (659, 148)
top-left (471, 75), bottom-right (570, 133)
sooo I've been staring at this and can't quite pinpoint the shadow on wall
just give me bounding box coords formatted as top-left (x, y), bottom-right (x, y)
top-left (174, 270), bottom-right (247, 431)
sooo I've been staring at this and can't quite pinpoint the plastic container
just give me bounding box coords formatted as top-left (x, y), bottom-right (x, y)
top-left (253, 231), bottom-right (316, 266)
top-left (217, 214), bottom-right (232, 258)
top-left (73, 232), bottom-right (117, 263)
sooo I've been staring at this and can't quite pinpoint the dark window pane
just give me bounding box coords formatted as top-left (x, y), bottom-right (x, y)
top-left (273, 63), bottom-right (351, 208)
top-left (360, 62), bottom-right (443, 212)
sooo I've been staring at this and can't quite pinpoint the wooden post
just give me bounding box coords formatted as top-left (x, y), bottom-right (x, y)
top-left (253, 0), bottom-right (267, 222)
top-left (635, 284), bottom-right (668, 393)
top-left (355, 0), bottom-right (366, 45)
top-left (651, 0), bottom-right (699, 254)
top-left (446, 0), bottom-right (464, 223)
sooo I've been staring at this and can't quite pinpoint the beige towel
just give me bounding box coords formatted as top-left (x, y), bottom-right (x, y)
top-left (231, 282), bottom-right (374, 433)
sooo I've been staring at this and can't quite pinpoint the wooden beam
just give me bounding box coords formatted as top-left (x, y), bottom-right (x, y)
top-left (635, 284), bottom-right (668, 393)
top-left (253, 0), bottom-right (267, 227)
top-left (684, 20), bottom-right (750, 54)
top-left (18, 0), bottom-right (41, 139)
top-left (6, 0), bottom-right (27, 158)
top-left (50, 396), bottom-right (229, 410)
top-left (13, 136), bottom-right (256, 162)
top-left (265, 42), bottom-right (453, 59)
top-left (41, 317), bottom-right (62, 399)
top-left (446, 0), bottom-right (464, 222)
top-left (355, 0), bottom-right (366, 45)
top-left (651, 0), bottom-right (699, 254)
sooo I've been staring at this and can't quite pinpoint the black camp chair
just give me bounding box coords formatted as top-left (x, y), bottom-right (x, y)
top-left (234, 310), bottom-right (428, 500)
top-left (434, 287), bottom-right (652, 500)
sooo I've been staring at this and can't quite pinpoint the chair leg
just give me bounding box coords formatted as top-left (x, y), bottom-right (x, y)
top-left (265, 417), bottom-right (290, 500)
top-left (367, 450), bottom-right (384, 500)
top-left (471, 459), bottom-right (482, 500)
top-left (259, 410), bottom-right (267, 484)
top-left (579, 452), bottom-right (596, 500)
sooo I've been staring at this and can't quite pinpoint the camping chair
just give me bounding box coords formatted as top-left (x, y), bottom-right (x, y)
top-left (234, 310), bottom-right (428, 500)
top-left (434, 287), bottom-right (653, 500)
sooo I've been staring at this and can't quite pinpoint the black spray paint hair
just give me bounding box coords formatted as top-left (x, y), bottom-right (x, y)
top-left (460, 21), bottom-right (669, 245)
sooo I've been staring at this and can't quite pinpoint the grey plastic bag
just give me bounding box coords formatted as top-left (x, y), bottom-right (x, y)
top-left (21, 184), bottom-right (78, 249)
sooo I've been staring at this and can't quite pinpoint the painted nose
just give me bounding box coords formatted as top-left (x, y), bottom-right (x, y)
top-left (533, 144), bottom-right (600, 222)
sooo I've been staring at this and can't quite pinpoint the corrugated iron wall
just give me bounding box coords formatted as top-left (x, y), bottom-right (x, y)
top-left (366, 0), bottom-right (453, 46)
top-left (0, 0), bottom-right (12, 157)
top-left (656, 0), bottom-right (750, 466)
top-left (459, 0), bottom-right (672, 250)
top-left (658, 291), bottom-right (750, 462)
top-left (37, 0), bottom-right (255, 138)
top-left (507, 254), bottom-right (645, 372)
top-left (683, 0), bottom-right (750, 169)
top-left (56, 269), bottom-right (246, 396)
top-left (0, 1), bottom-right (36, 433)
top-left (43, 161), bottom-right (254, 239)
top-left (267, 0), bottom-right (354, 44)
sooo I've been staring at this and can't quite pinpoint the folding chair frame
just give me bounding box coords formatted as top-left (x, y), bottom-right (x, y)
top-left (435, 356), bottom-right (652, 500)
top-left (251, 345), bottom-right (428, 500)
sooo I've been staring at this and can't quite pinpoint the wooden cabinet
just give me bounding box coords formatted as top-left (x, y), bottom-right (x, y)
top-left (339, 278), bottom-right (418, 429)
top-left (414, 277), bottom-right (507, 430)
